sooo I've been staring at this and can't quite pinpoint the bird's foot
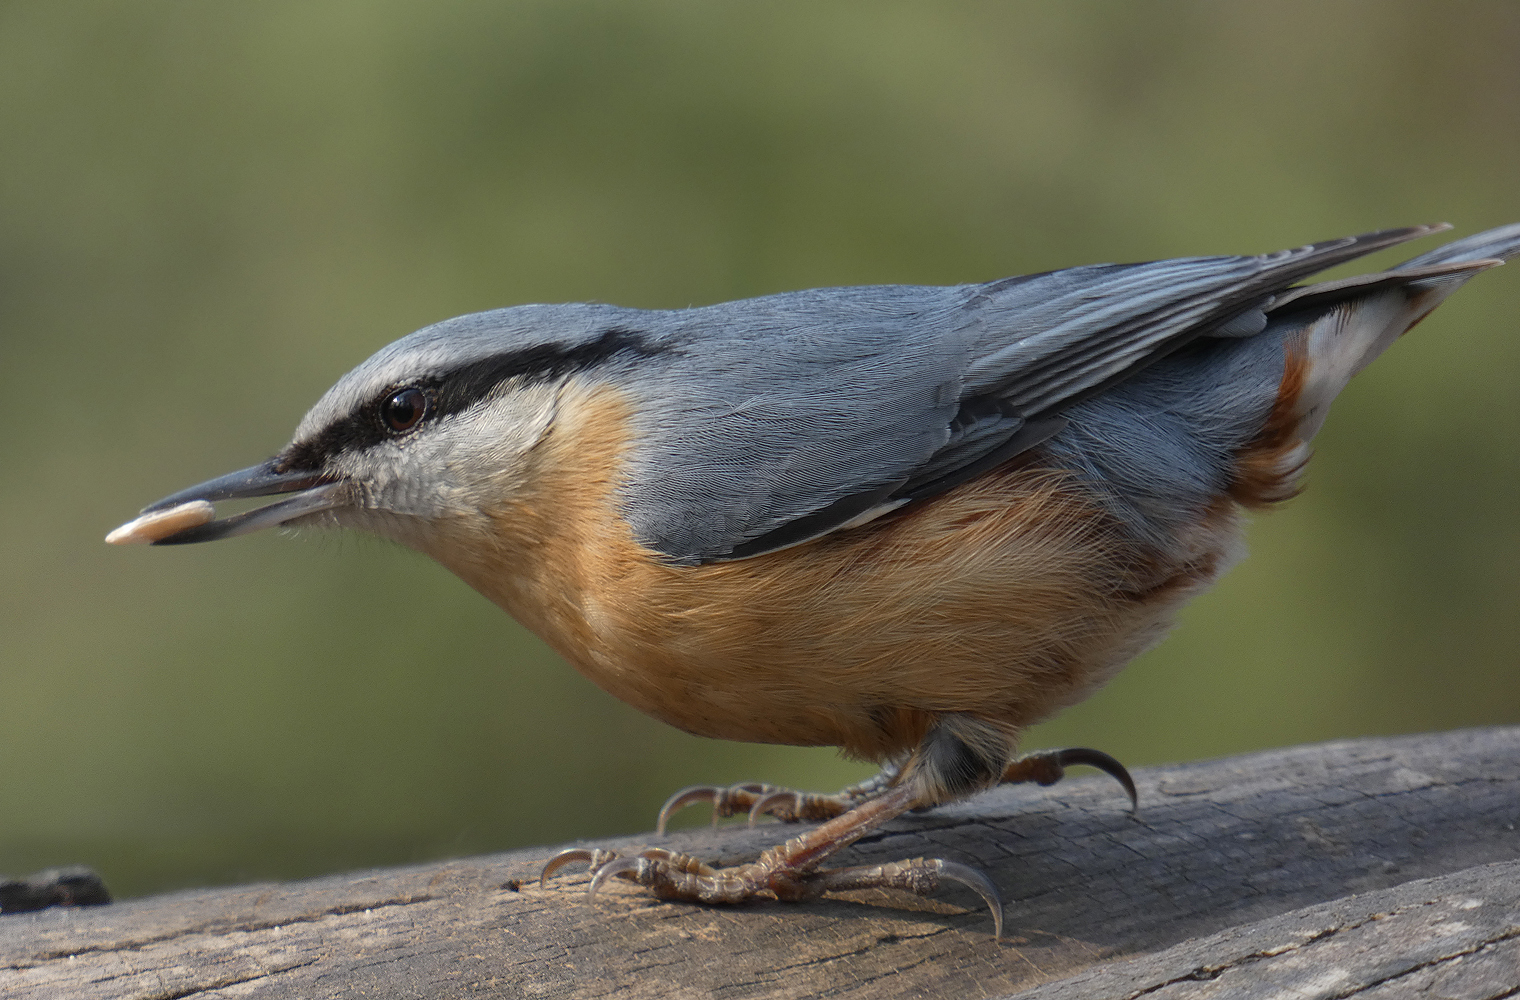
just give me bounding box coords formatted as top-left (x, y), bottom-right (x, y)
top-left (542, 782), bottom-right (1005, 937)
top-left (1000, 747), bottom-right (1138, 814)
top-left (656, 766), bottom-right (899, 833)
top-left (542, 847), bottom-right (1003, 937)
top-left (655, 746), bottom-right (1136, 834)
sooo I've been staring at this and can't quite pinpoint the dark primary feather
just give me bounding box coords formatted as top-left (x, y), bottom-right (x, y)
top-left (619, 226), bottom-right (1444, 564)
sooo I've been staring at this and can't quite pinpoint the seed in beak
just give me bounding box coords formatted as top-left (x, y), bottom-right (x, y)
top-left (105, 501), bottom-right (216, 545)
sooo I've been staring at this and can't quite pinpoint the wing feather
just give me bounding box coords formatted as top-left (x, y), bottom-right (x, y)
top-left (622, 225), bottom-right (1445, 563)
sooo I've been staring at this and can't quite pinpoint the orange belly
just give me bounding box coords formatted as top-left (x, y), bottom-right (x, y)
top-left (417, 383), bottom-right (1247, 763)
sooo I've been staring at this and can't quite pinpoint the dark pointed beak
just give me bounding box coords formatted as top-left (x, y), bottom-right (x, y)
top-left (107, 459), bottom-right (347, 546)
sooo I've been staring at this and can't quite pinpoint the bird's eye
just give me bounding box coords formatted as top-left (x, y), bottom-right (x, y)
top-left (381, 387), bottom-right (427, 433)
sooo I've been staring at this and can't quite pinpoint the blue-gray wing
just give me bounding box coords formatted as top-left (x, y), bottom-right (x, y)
top-left (620, 226), bottom-right (1441, 564)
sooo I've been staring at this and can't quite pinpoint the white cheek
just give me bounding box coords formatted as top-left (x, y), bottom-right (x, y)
top-left (445, 385), bottom-right (560, 498)
top-left (342, 382), bottom-right (562, 523)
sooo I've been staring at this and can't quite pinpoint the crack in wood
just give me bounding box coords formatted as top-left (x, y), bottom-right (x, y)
top-left (1325, 929), bottom-right (1520, 999)
top-left (146, 956), bottom-right (323, 1000)
top-left (7, 893), bottom-right (436, 969)
top-left (5, 729), bottom-right (1518, 999)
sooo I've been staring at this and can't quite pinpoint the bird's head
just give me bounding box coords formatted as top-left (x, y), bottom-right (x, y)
top-left (109, 305), bottom-right (662, 564)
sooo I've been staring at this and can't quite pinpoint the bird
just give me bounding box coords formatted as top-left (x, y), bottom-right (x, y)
top-left (109, 222), bottom-right (1520, 938)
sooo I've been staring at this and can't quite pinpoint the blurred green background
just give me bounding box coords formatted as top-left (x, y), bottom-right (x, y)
top-left (3, 1), bottom-right (1518, 900)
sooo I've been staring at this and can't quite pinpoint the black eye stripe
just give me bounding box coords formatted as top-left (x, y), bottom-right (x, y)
top-left (426, 327), bottom-right (665, 419)
top-left (276, 326), bottom-right (668, 472)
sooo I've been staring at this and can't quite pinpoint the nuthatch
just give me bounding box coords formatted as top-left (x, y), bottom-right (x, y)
top-left (111, 223), bottom-right (1520, 937)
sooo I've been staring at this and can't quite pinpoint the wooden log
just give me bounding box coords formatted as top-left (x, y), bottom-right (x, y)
top-left (2, 727), bottom-right (1517, 999)
top-left (1008, 861), bottom-right (1520, 999)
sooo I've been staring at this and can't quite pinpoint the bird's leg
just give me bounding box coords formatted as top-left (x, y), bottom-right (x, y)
top-left (542, 725), bottom-right (1132, 936)
top-left (998, 747), bottom-right (1138, 814)
top-left (542, 780), bottom-right (1006, 937)
top-left (545, 718), bottom-right (1022, 935)
top-left (655, 759), bottom-right (905, 833)
top-left (657, 745), bottom-right (1136, 832)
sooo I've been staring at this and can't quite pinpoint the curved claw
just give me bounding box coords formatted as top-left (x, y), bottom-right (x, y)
top-left (933, 859), bottom-right (1004, 941)
top-left (656, 786), bottom-right (719, 835)
top-left (747, 790), bottom-right (801, 827)
top-left (656, 782), bottom-right (773, 833)
top-left (1056, 747), bottom-right (1139, 814)
top-left (587, 856), bottom-right (647, 902)
top-left (540, 848), bottom-right (598, 889)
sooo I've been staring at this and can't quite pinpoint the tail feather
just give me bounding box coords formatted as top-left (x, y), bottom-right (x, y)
top-left (1292, 224), bottom-right (1516, 437)
top-left (1396, 221), bottom-right (1520, 270)
top-left (1266, 258), bottom-right (1503, 316)
top-left (1234, 224), bottom-right (1515, 506)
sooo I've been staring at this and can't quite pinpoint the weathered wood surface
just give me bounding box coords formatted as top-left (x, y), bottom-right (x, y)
top-left (1010, 861), bottom-right (1520, 999)
top-left (2, 728), bottom-right (1517, 999)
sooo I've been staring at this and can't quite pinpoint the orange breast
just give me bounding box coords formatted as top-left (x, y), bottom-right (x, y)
top-left (432, 383), bottom-right (1247, 763)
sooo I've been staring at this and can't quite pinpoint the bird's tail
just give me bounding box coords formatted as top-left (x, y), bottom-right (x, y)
top-left (1397, 222), bottom-right (1520, 272)
top-left (1230, 223), bottom-right (1519, 507)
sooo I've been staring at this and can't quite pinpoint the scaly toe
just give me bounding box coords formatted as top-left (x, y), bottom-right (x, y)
top-left (817, 856), bottom-right (1004, 939)
top-left (584, 848), bottom-right (731, 903)
top-left (656, 782), bottom-right (772, 833)
top-left (1003, 747), bottom-right (1139, 816)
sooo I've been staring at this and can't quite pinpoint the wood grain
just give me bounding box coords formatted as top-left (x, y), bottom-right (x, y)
top-left (3, 727), bottom-right (1517, 998)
